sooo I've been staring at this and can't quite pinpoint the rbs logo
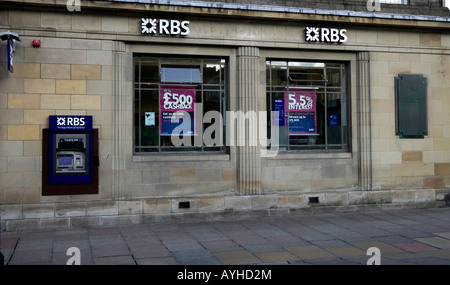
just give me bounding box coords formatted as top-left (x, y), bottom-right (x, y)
top-left (141, 18), bottom-right (190, 36)
top-left (57, 117), bottom-right (85, 127)
top-left (305, 27), bottom-right (348, 43)
top-left (50, 115), bottom-right (92, 131)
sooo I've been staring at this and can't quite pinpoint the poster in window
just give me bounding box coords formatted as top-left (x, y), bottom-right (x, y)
top-left (274, 99), bottom-right (285, 126)
top-left (145, 112), bottom-right (155, 126)
top-left (160, 85), bottom-right (196, 136)
top-left (329, 114), bottom-right (338, 126)
top-left (285, 88), bottom-right (317, 135)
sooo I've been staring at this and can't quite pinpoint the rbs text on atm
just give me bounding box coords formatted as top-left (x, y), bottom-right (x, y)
top-left (50, 116), bottom-right (91, 130)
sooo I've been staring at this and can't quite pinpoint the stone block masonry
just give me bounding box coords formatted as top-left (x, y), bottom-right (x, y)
top-left (1, 190), bottom-right (448, 231)
top-left (1, 0), bottom-right (450, 231)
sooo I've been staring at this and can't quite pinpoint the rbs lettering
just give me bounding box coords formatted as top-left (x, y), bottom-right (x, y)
top-left (141, 18), bottom-right (190, 36)
top-left (56, 116), bottom-right (85, 127)
top-left (67, 117), bottom-right (85, 127)
top-left (51, 115), bottom-right (92, 131)
top-left (305, 27), bottom-right (348, 43)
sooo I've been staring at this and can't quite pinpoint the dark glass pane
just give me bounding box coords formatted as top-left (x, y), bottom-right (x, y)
top-left (141, 60), bottom-right (159, 83)
top-left (140, 90), bottom-right (159, 147)
top-left (161, 66), bottom-right (201, 83)
top-left (326, 68), bottom-right (341, 87)
top-left (271, 65), bottom-right (287, 86)
top-left (134, 89), bottom-right (141, 150)
top-left (289, 66), bottom-right (325, 87)
top-left (327, 95), bottom-right (342, 145)
top-left (203, 90), bottom-right (223, 147)
top-left (134, 58), bottom-right (140, 83)
top-left (203, 59), bottom-right (224, 85)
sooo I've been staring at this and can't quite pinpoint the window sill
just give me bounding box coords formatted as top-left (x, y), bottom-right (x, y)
top-left (267, 151), bottom-right (352, 160)
top-left (133, 153), bottom-right (230, 162)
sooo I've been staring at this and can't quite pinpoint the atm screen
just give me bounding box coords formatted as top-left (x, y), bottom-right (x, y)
top-left (57, 155), bottom-right (73, 166)
top-left (58, 138), bottom-right (84, 149)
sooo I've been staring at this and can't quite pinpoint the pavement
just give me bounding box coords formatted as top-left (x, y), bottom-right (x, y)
top-left (2, 206), bottom-right (450, 266)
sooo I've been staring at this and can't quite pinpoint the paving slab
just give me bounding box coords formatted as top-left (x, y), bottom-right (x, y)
top-left (0, 237), bottom-right (19, 249)
top-left (265, 235), bottom-right (311, 247)
top-left (377, 235), bottom-right (413, 245)
top-left (172, 249), bottom-right (222, 265)
top-left (162, 239), bottom-right (203, 252)
top-left (434, 232), bottom-right (450, 240)
top-left (135, 257), bottom-right (179, 265)
top-left (285, 245), bottom-right (335, 260)
top-left (325, 247), bottom-right (366, 258)
top-left (352, 241), bottom-right (405, 256)
top-left (309, 258), bottom-right (361, 265)
top-left (414, 236), bottom-right (450, 249)
top-left (403, 256), bottom-right (450, 265)
top-left (255, 251), bottom-right (298, 263)
top-left (393, 242), bottom-right (439, 253)
top-left (200, 240), bottom-right (242, 252)
top-left (89, 234), bottom-right (124, 245)
top-left (291, 229), bottom-right (334, 241)
top-left (15, 239), bottom-right (53, 251)
top-left (91, 243), bottom-right (131, 258)
top-left (129, 244), bottom-right (172, 259)
top-left (8, 248), bottom-right (52, 265)
top-left (120, 224), bottom-right (155, 237)
top-left (213, 250), bottom-right (261, 265)
top-left (53, 239), bottom-right (90, 252)
top-left (242, 243), bottom-right (285, 254)
top-left (386, 227), bottom-right (432, 238)
top-left (311, 239), bottom-right (353, 249)
top-left (4, 207), bottom-right (450, 266)
top-left (94, 255), bottom-right (136, 265)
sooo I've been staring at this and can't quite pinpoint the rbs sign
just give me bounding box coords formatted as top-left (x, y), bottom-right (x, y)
top-left (49, 115), bottom-right (93, 131)
top-left (141, 18), bottom-right (190, 36)
top-left (305, 27), bottom-right (348, 44)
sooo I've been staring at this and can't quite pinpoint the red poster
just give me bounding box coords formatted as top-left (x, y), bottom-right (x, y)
top-left (285, 88), bottom-right (317, 135)
top-left (160, 85), bottom-right (196, 135)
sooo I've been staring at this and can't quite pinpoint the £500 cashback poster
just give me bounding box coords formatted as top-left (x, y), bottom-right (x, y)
top-left (285, 88), bottom-right (317, 135)
top-left (160, 85), bottom-right (196, 135)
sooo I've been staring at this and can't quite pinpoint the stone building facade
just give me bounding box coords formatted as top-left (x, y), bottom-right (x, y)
top-left (0, 0), bottom-right (450, 231)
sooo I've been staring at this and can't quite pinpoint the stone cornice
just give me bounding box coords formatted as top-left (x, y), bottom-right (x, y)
top-left (1, 0), bottom-right (450, 30)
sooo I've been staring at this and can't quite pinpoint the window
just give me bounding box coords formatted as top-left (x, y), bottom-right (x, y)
top-left (134, 56), bottom-right (227, 153)
top-left (266, 60), bottom-right (349, 152)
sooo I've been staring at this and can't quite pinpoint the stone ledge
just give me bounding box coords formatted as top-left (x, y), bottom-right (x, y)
top-left (2, 189), bottom-right (448, 231)
top-left (1, 200), bottom-right (446, 232)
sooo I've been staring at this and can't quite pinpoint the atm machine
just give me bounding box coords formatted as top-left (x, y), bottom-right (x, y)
top-left (50, 132), bottom-right (91, 184)
top-left (42, 115), bottom-right (98, 195)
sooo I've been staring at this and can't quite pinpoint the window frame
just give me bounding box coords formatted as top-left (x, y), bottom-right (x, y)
top-left (266, 59), bottom-right (351, 153)
top-left (133, 55), bottom-right (228, 154)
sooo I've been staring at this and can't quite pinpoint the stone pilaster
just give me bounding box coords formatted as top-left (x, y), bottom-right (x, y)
top-left (236, 46), bottom-right (261, 195)
top-left (356, 52), bottom-right (372, 191)
top-left (112, 41), bottom-right (127, 200)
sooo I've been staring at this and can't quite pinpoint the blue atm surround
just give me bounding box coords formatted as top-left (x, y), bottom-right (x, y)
top-left (48, 115), bottom-right (93, 184)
